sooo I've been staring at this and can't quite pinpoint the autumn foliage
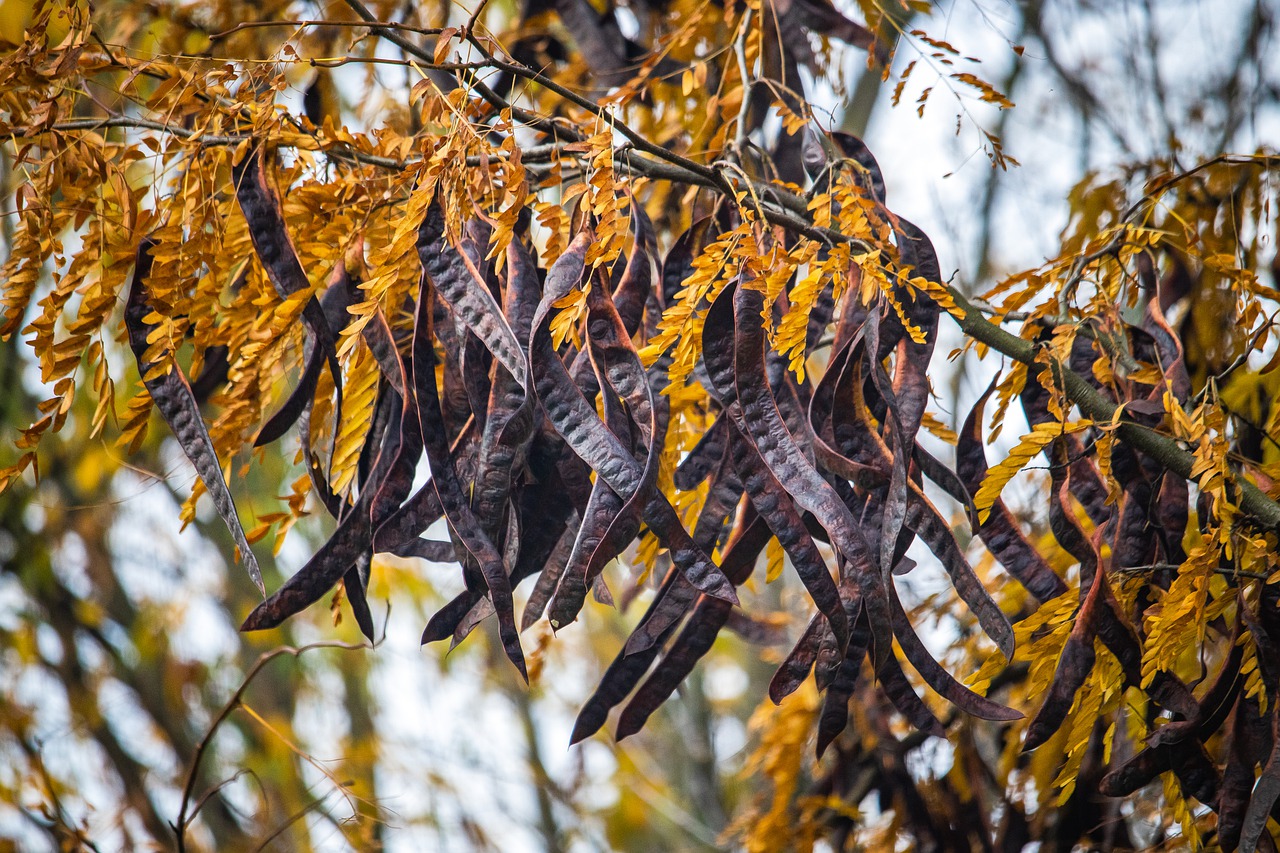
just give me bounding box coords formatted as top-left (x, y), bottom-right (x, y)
top-left (4, 0), bottom-right (1280, 849)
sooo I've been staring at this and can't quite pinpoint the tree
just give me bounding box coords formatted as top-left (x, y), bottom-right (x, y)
top-left (2, 0), bottom-right (1279, 849)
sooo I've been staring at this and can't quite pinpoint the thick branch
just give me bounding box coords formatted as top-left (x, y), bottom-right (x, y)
top-left (948, 289), bottom-right (1280, 532)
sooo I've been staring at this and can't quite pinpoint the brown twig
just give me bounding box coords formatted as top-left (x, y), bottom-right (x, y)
top-left (172, 640), bottom-right (369, 852)
top-left (1111, 563), bottom-right (1270, 582)
top-left (210, 18), bottom-right (445, 41)
top-left (250, 794), bottom-right (332, 852)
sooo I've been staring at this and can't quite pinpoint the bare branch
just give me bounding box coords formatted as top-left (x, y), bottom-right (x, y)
top-left (173, 640), bottom-right (370, 852)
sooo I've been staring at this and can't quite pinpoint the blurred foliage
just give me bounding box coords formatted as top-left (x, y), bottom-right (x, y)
top-left (0, 0), bottom-right (1279, 851)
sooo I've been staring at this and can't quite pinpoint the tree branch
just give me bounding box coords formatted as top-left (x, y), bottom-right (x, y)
top-left (947, 288), bottom-right (1280, 532)
top-left (31, 18), bottom-right (1280, 539)
top-left (173, 640), bottom-right (369, 852)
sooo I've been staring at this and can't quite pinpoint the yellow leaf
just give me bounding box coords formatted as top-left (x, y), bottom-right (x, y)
top-left (974, 420), bottom-right (1092, 522)
top-left (766, 537), bottom-right (785, 583)
top-left (920, 412), bottom-right (958, 446)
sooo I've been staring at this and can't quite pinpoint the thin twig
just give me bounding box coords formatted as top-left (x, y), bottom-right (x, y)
top-left (461, 33), bottom-right (730, 190)
top-left (23, 116), bottom-right (411, 171)
top-left (250, 794), bottom-right (332, 853)
top-left (172, 640), bottom-right (369, 853)
top-left (463, 0), bottom-right (492, 37)
top-left (1188, 318), bottom-right (1275, 408)
top-left (185, 768), bottom-right (257, 831)
top-left (339, 0), bottom-right (435, 62)
top-left (732, 10), bottom-right (754, 154)
top-left (210, 19), bottom-right (445, 40)
top-left (1111, 563), bottom-right (1270, 581)
top-left (307, 55), bottom-right (494, 72)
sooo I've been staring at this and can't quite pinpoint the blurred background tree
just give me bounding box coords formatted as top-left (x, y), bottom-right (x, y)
top-left (0, 0), bottom-right (1277, 851)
